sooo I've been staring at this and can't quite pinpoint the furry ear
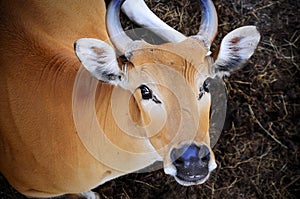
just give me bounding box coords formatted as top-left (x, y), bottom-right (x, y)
top-left (212, 26), bottom-right (260, 77)
top-left (74, 38), bottom-right (124, 85)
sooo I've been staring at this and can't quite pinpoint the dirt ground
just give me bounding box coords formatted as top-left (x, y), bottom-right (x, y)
top-left (0, 0), bottom-right (299, 198)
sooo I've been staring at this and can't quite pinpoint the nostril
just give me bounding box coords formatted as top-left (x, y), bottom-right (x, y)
top-left (201, 153), bottom-right (210, 162)
top-left (170, 148), bottom-right (182, 165)
top-left (199, 146), bottom-right (210, 163)
top-left (171, 144), bottom-right (211, 165)
top-left (173, 157), bottom-right (184, 167)
top-left (171, 144), bottom-right (211, 168)
top-left (171, 144), bottom-right (200, 164)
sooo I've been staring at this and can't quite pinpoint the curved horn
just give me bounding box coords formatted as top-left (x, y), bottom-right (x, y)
top-left (107, 0), bottom-right (133, 55)
top-left (196, 0), bottom-right (218, 45)
top-left (121, 0), bottom-right (186, 43)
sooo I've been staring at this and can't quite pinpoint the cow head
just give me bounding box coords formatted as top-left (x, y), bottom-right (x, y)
top-left (74, 0), bottom-right (260, 186)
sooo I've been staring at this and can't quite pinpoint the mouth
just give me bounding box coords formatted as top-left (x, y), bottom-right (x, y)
top-left (176, 173), bottom-right (207, 183)
top-left (173, 172), bottom-right (210, 186)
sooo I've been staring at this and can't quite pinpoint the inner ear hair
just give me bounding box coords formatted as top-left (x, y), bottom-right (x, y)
top-left (212, 26), bottom-right (260, 77)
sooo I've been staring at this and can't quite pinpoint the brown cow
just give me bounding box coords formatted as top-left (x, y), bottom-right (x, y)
top-left (0, 0), bottom-right (260, 198)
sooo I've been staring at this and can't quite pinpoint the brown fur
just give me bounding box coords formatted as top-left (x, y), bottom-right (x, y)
top-left (0, 0), bottom-right (121, 197)
top-left (0, 0), bottom-right (213, 197)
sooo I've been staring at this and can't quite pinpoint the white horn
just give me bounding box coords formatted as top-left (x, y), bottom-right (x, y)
top-left (121, 0), bottom-right (186, 43)
top-left (195, 0), bottom-right (218, 46)
top-left (107, 0), bottom-right (133, 55)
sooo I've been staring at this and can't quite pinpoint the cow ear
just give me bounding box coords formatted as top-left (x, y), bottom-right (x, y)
top-left (212, 26), bottom-right (260, 77)
top-left (74, 38), bottom-right (125, 85)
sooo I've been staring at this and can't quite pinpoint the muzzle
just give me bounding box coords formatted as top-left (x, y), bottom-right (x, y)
top-left (170, 143), bottom-right (211, 183)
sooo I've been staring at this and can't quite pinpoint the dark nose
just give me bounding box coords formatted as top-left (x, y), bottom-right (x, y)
top-left (171, 144), bottom-right (210, 182)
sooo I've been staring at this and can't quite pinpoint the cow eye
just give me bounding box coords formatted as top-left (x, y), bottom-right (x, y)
top-left (203, 80), bottom-right (209, 93)
top-left (139, 85), bottom-right (153, 100)
top-left (198, 79), bottom-right (209, 100)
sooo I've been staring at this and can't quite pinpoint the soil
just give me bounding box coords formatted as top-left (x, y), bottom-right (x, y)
top-left (0, 0), bottom-right (299, 198)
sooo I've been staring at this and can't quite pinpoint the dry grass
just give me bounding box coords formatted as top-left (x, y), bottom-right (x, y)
top-left (1, 0), bottom-right (299, 198)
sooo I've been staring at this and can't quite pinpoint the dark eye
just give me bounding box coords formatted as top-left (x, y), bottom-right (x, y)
top-left (139, 85), bottom-right (153, 100)
top-left (203, 80), bottom-right (209, 93)
top-left (198, 79), bottom-right (209, 100)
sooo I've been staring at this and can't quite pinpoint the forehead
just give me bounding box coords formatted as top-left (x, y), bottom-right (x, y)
top-left (126, 38), bottom-right (212, 86)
